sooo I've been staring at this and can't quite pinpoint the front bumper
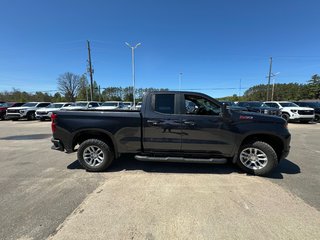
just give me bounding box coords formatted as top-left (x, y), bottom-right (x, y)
top-left (36, 112), bottom-right (52, 119)
top-left (289, 114), bottom-right (314, 120)
top-left (6, 113), bottom-right (25, 119)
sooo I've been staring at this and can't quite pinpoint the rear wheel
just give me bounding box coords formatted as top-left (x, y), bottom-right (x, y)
top-left (77, 139), bottom-right (114, 172)
top-left (236, 141), bottom-right (278, 176)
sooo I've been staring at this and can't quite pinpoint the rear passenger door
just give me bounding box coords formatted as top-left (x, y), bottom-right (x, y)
top-left (143, 93), bottom-right (182, 153)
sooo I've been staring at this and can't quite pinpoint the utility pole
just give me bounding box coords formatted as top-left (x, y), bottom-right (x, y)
top-left (87, 40), bottom-right (94, 101)
top-left (98, 85), bottom-right (101, 102)
top-left (125, 42), bottom-right (141, 108)
top-left (271, 78), bottom-right (275, 101)
top-left (266, 57), bottom-right (273, 101)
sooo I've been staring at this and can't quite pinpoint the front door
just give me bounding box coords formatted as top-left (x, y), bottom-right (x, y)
top-left (180, 93), bottom-right (235, 157)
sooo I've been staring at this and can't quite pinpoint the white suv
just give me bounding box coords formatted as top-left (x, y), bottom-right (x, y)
top-left (36, 102), bottom-right (72, 121)
top-left (61, 101), bottom-right (100, 110)
top-left (264, 101), bottom-right (314, 123)
top-left (6, 102), bottom-right (51, 120)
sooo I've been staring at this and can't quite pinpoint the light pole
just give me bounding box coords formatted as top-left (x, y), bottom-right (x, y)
top-left (179, 73), bottom-right (183, 91)
top-left (271, 72), bottom-right (280, 101)
top-left (125, 42), bottom-right (141, 107)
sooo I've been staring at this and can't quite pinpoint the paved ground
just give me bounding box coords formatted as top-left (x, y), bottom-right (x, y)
top-left (0, 121), bottom-right (105, 240)
top-left (0, 120), bottom-right (319, 240)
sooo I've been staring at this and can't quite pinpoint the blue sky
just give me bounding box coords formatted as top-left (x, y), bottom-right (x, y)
top-left (0, 0), bottom-right (320, 97)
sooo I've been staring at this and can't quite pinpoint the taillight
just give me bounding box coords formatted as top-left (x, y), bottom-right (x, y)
top-left (51, 113), bottom-right (57, 133)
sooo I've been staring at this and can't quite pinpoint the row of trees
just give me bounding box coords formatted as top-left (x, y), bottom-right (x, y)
top-left (0, 72), bottom-right (168, 102)
top-left (1, 73), bottom-right (319, 103)
top-left (219, 74), bottom-right (320, 102)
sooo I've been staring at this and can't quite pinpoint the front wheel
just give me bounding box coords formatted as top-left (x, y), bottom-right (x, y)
top-left (313, 114), bottom-right (320, 123)
top-left (281, 113), bottom-right (290, 122)
top-left (236, 141), bottom-right (278, 176)
top-left (77, 139), bottom-right (114, 172)
top-left (27, 112), bottom-right (36, 120)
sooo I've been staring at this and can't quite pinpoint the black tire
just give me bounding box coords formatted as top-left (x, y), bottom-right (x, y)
top-left (236, 141), bottom-right (278, 176)
top-left (281, 113), bottom-right (290, 122)
top-left (313, 114), bottom-right (320, 123)
top-left (77, 139), bottom-right (114, 172)
top-left (27, 111), bottom-right (36, 121)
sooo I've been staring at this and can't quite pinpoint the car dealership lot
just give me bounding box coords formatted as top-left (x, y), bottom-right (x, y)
top-left (0, 121), bottom-right (319, 240)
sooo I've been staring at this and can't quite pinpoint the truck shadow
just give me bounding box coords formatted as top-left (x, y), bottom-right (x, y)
top-left (0, 134), bottom-right (52, 140)
top-left (67, 156), bottom-right (300, 178)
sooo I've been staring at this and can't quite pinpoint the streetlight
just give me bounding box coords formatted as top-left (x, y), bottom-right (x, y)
top-left (125, 42), bottom-right (141, 108)
top-left (179, 73), bottom-right (183, 91)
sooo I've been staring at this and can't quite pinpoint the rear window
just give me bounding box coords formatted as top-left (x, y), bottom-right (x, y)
top-left (154, 94), bottom-right (175, 114)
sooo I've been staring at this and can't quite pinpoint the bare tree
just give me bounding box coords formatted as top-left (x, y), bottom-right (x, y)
top-left (57, 72), bottom-right (81, 101)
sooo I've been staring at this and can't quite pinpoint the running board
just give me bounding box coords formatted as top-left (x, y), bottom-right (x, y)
top-left (134, 155), bottom-right (227, 164)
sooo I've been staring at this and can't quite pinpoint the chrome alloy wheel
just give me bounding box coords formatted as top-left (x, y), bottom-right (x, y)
top-left (240, 147), bottom-right (268, 170)
top-left (83, 145), bottom-right (104, 167)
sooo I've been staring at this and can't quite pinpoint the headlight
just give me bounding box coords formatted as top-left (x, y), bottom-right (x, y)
top-left (20, 110), bottom-right (25, 113)
top-left (291, 110), bottom-right (297, 113)
top-left (264, 109), bottom-right (269, 114)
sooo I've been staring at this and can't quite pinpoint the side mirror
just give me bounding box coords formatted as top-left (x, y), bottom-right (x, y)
top-left (221, 103), bottom-right (230, 118)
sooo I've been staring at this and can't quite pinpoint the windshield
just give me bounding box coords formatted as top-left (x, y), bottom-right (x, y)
top-left (47, 103), bottom-right (64, 108)
top-left (101, 102), bottom-right (118, 107)
top-left (74, 102), bottom-right (88, 107)
top-left (279, 102), bottom-right (299, 107)
top-left (247, 102), bottom-right (263, 107)
top-left (304, 102), bottom-right (320, 108)
top-left (22, 103), bottom-right (37, 107)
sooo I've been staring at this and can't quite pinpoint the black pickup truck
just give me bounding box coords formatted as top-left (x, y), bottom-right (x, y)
top-left (51, 91), bottom-right (291, 176)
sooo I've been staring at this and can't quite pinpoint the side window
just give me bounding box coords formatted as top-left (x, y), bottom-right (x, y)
top-left (90, 102), bottom-right (98, 107)
top-left (266, 103), bottom-right (278, 108)
top-left (64, 103), bottom-right (71, 107)
top-left (38, 103), bottom-right (50, 107)
top-left (184, 94), bottom-right (221, 115)
top-left (154, 94), bottom-right (175, 114)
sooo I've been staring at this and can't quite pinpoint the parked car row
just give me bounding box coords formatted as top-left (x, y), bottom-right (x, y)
top-left (220, 100), bottom-right (319, 123)
top-left (0, 100), bottom-right (138, 121)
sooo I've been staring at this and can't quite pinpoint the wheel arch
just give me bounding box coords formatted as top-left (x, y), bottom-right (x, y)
top-left (72, 129), bottom-right (118, 158)
top-left (233, 133), bottom-right (284, 163)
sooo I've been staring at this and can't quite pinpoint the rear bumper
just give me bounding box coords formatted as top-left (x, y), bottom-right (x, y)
top-left (51, 138), bottom-right (65, 152)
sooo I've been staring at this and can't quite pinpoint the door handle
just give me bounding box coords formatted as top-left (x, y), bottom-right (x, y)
top-left (183, 120), bottom-right (195, 126)
top-left (147, 120), bottom-right (160, 126)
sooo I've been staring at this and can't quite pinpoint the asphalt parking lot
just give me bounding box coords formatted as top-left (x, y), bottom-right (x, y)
top-left (0, 120), bottom-right (319, 240)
